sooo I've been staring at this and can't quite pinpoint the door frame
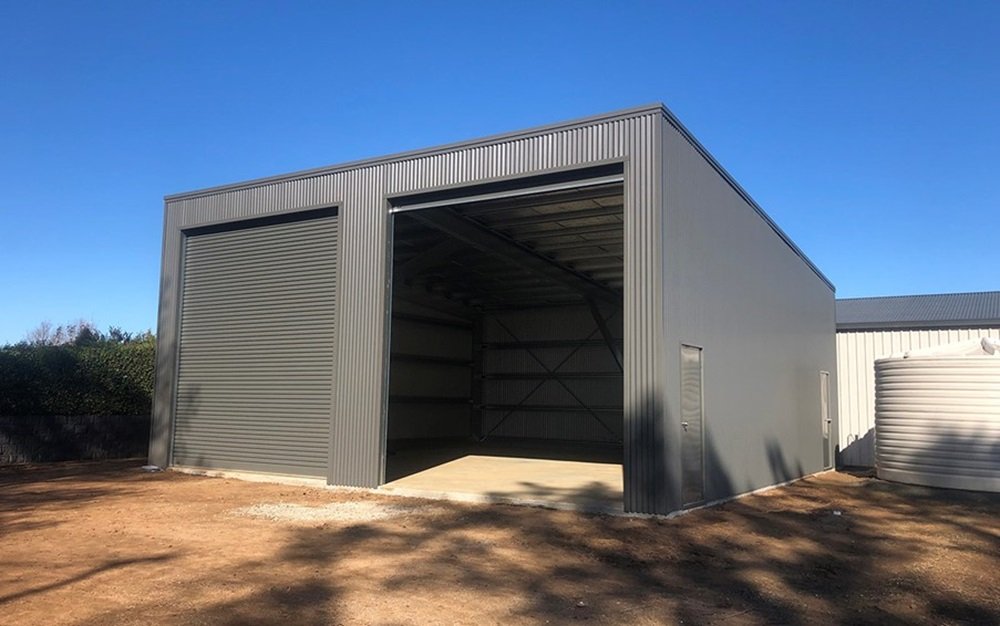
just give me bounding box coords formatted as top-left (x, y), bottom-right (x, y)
top-left (680, 343), bottom-right (706, 506)
top-left (820, 370), bottom-right (833, 469)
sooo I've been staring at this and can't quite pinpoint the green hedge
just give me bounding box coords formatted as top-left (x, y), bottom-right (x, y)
top-left (0, 336), bottom-right (155, 416)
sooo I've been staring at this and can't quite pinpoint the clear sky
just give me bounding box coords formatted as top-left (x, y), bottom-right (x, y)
top-left (1, 1), bottom-right (997, 344)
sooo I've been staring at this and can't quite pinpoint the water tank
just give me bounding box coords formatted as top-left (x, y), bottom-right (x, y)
top-left (874, 351), bottom-right (1000, 493)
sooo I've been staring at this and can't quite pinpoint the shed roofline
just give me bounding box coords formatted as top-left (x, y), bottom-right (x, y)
top-left (837, 320), bottom-right (1000, 332)
top-left (656, 104), bottom-right (834, 292)
top-left (164, 103), bottom-right (665, 202)
top-left (838, 290), bottom-right (1000, 303)
top-left (164, 101), bottom-right (835, 291)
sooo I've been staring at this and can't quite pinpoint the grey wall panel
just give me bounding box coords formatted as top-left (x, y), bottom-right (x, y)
top-left (391, 320), bottom-right (471, 359)
top-left (387, 311), bottom-right (473, 441)
top-left (387, 404), bottom-right (470, 440)
top-left (172, 215), bottom-right (337, 476)
top-left (484, 410), bottom-right (622, 441)
top-left (836, 327), bottom-right (1000, 467)
top-left (481, 305), bottom-right (623, 444)
top-left (153, 106), bottom-right (669, 511)
top-left (662, 117), bottom-right (837, 508)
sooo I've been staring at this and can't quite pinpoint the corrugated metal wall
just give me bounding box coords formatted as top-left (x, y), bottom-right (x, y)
top-left (481, 305), bottom-right (623, 443)
top-left (662, 116), bottom-right (837, 508)
top-left (387, 301), bottom-right (473, 441)
top-left (875, 356), bottom-right (1000, 492)
top-left (152, 106), bottom-right (667, 512)
top-left (836, 327), bottom-right (1000, 466)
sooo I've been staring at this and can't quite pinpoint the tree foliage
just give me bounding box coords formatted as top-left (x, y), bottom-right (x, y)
top-left (0, 323), bottom-right (155, 417)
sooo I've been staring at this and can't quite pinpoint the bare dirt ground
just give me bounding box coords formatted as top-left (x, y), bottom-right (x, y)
top-left (1, 462), bottom-right (997, 625)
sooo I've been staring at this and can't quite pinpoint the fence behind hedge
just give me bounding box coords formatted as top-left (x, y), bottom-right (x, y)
top-left (0, 336), bottom-right (155, 464)
top-left (0, 414), bottom-right (150, 464)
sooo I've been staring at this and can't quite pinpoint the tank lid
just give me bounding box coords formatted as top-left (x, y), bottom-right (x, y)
top-left (900, 337), bottom-right (1000, 358)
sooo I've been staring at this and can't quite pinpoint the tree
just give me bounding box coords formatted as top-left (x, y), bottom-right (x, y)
top-left (24, 321), bottom-right (55, 346)
top-left (23, 319), bottom-right (102, 346)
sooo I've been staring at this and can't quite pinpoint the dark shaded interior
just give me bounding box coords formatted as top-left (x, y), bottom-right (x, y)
top-left (385, 181), bottom-right (626, 483)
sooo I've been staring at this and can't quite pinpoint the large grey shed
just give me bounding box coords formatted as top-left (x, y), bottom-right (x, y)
top-left (150, 104), bottom-right (837, 515)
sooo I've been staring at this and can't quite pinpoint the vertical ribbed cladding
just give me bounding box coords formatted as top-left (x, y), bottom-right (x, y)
top-left (328, 165), bottom-right (386, 487)
top-left (621, 113), bottom-right (668, 513)
top-left (149, 202), bottom-right (181, 466)
top-left (874, 356), bottom-right (1000, 492)
top-left (836, 327), bottom-right (1000, 467)
top-left (153, 107), bottom-right (666, 511)
top-left (480, 306), bottom-right (624, 443)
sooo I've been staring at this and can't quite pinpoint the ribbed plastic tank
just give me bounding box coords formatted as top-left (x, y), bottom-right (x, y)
top-left (874, 355), bottom-right (1000, 492)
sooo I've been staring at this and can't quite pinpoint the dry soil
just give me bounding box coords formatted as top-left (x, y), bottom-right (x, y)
top-left (1, 461), bottom-right (998, 625)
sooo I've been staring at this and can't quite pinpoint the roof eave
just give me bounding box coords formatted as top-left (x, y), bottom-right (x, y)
top-left (837, 319), bottom-right (1000, 332)
top-left (164, 103), bottom-right (667, 203)
top-left (657, 104), bottom-right (835, 292)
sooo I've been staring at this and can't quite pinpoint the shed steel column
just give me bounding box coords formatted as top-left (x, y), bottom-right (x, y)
top-left (623, 112), bottom-right (671, 513)
top-left (329, 167), bottom-right (388, 487)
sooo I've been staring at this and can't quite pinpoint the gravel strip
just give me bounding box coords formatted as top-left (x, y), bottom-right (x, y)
top-left (231, 501), bottom-right (425, 523)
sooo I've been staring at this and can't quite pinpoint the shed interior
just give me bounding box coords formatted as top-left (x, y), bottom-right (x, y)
top-left (384, 179), bottom-right (626, 509)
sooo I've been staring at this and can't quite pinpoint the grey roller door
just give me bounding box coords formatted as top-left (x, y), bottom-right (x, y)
top-left (172, 212), bottom-right (337, 477)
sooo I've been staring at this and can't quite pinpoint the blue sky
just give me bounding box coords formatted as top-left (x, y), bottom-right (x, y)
top-left (1, 1), bottom-right (997, 344)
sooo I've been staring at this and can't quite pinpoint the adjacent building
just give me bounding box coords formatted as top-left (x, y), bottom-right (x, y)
top-left (836, 291), bottom-right (1000, 466)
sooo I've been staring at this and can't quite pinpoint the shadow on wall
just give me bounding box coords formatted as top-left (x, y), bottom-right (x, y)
top-left (530, 396), bottom-right (800, 512)
top-left (665, 390), bottom-right (812, 510)
top-left (148, 275), bottom-right (177, 467)
top-left (703, 431), bottom-right (805, 506)
top-left (168, 382), bottom-right (214, 473)
top-left (703, 429), bottom-right (735, 503)
top-left (879, 431), bottom-right (1000, 492)
top-left (839, 428), bottom-right (876, 468)
top-left (705, 434), bottom-right (809, 504)
top-left (3, 460), bottom-right (998, 624)
top-left (764, 438), bottom-right (806, 486)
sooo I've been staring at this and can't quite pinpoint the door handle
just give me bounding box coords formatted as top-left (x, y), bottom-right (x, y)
top-left (681, 421), bottom-right (689, 431)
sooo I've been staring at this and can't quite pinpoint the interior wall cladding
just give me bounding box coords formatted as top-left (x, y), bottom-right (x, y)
top-left (482, 305), bottom-right (624, 443)
top-left (387, 300), bottom-right (472, 441)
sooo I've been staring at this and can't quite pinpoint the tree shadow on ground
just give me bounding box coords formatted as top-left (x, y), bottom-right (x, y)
top-left (3, 461), bottom-right (998, 625)
top-left (0, 460), bottom-right (151, 537)
top-left (0, 555), bottom-right (177, 605)
top-left (263, 474), bottom-right (997, 625)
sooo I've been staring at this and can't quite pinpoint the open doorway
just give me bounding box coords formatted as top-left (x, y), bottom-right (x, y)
top-left (383, 172), bottom-right (625, 511)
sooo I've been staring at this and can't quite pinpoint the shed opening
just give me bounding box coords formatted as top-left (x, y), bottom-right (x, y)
top-left (383, 177), bottom-right (625, 510)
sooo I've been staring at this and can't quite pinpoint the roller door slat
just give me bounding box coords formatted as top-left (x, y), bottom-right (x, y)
top-left (172, 214), bottom-right (337, 476)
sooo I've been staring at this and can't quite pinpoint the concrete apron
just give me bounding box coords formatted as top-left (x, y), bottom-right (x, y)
top-left (379, 454), bottom-right (625, 514)
top-left (170, 463), bottom-right (836, 518)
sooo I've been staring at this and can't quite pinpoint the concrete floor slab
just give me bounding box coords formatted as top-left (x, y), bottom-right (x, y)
top-left (380, 452), bottom-right (624, 513)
